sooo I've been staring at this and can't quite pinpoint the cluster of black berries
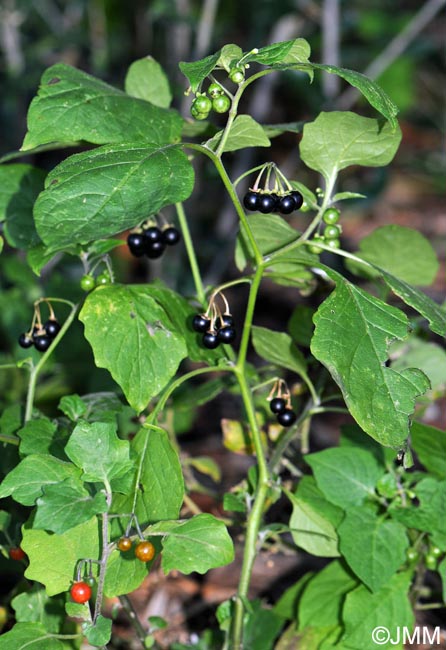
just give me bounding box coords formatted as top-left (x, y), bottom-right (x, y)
top-left (192, 312), bottom-right (236, 350)
top-left (19, 318), bottom-right (61, 353)
top-left (127, 223), bottom-right (181, 260)
top-left (269, 397), bottom-right (297, 427)
top-left (243, 189), bottom-right (304, 215)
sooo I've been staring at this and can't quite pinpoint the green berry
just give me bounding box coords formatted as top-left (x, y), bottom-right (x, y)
top-left (212, 94), bottom-right (231, 114)
top-left (192, 95), bottom-right (212, 114)
top-left (325, 238), bottom-right (340, 249)
top-left (96, 272), bottom-right (111, 286)
top-left (406, 548), bottom-right (419, 563)
top-left (307, 236), bottom-right (324, 255)
top-left (80, 274), bottom-right (95, 292)
top-left (229, 67), bottom-right (245, 84)
top-left (208, 82), bottom-right (223, 98)
top-left (323, 208), bottom-right (340, 225)
top-left (324, 225), bottom-right (341, 240)
top-left (429, 545), bottom-right (443, 558)
top-left (425, 553), bottom-right (438, 570)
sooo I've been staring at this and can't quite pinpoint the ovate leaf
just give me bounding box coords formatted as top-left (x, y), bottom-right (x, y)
top-left (83, 615), bottom-right (112, 647)
top-left (410, 421), bottom-right (446, 479)
top-left (22, 63), bottom-right (182, 149)
top-left (246, 39), bottom-right (311, 68)
top-left (79, 285), bottom-right (188, 413)
top-left (179, 52), bottom-right (221, 93)
top-left (125, 56), bottom-right (172, 107)
top-left (288, 493), bottom-right (340, 557)
top-left (300, 112), bottom-right (401, 184)
top-left (338, 506), bottom-right (408, 592)
top-left (0, 623), bottom-right (65, 650)
top-left (252, 326), bottom-right (307, 375)
top-left (150, 514), bottom-right (234, 574)
top-left (310, 274), bottom-right (430, 448)
top-left (104, 549), bottom-right (148, 597)
top-left (11, 585), bottom-right (65, 632)
top-left (34, 143), bottom-right (194, 252)
top-left (206, 115), bottom-right (270, 152)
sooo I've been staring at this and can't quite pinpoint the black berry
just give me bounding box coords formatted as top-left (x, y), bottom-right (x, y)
top-left (192, 314), bottom-right (210, 333)
top-left (277, 409), bottom-right (297, 427)
top-left (143, 226), bottom-right (163, 244)
top-left (219, 314), bottom-right (234, 328)
top-left (278, 195), bottom-right (296, 215)
top-left (258, 194), bottom-right (278, 214)
top-left (44, 319), bottom-right (61, 338)
top-left (18, 333), bottom-right (33, 349)
top-left (217, 326), bottom-right (236, 344)
top-left (33, 333), bottom-right (52, 352)
top-left (243, 191), bottom-right (260, 211)
top-left (269, 397), bottom-right (286, 414)
top-left (146, 241), bottom-right (165, 259)
top-left (202, 332), bottom-right (219, 349)
top-left (162, 227), bottom-right (181, 246)
top-left (290, 190), bottom-right (304, 210)
top-left (127, 233), bottom-right (146, 257)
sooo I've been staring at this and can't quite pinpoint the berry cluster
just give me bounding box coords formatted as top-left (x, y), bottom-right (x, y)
top-left (127, 221), bottom-right (181, 260)
top-left (268, 380), bottom-right (297, 427)
top-left (243, 189), bottom-right (303, 215)
top-left (18, 300), bottom-right (62, 353)
top-left (190, 84), bottom-right (231, 120)
top-left (308, 208), bottom-right (342, 254)
top-left (192, 291), bottom-right (236, 350)
top-left (80, 269), bottom-right (112, 292)
top-left (118, 536), bottom-right (156, 563)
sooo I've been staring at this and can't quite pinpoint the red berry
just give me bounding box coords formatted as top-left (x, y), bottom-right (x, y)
top-left (70, 581), bottom-right (92, 604)
top-left (9, 547), bottom-right (26, 561)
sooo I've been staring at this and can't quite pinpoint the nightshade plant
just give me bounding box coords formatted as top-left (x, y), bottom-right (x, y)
top-left (0, 40), bottom-right (445, 650)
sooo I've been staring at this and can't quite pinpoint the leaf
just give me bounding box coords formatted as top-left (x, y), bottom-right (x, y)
top-left (311, 64), bottom-right (399, 128)
top-left (22, 63), bottom-right (182, 150)
top-left (58, 394), bottom-right (87, 421)
top-left (11, 585), bottom-right (65, 632)
top-left (83, 615), bottom-right (112, 647)
top-left (310, 273), bottom-right (430, 448)
top-left (17, 419), bottom-right (67, 458)
top-left (380, 269), bottom-right (446, 337)
top-left (34, 478), bottom-right (108, 534)
top-left (247, 39), bottom-right (311, 68)
top-left (298, 560), bottom-right (358, 630)
top-left (288, 492), bottom-right (340, 557)
top-left (22, 518), bottom-right (99, 595)
top-left (0, 454), bottom-right (81, 506)
top-left (79, 284), bottom-right (188, 413)
top-left (332, 192), bottom-right (366, 201)
top-left (391, 338), bottom-right (446, 392)
top-left (287, 305), bottom-right (315, 347)
top-left (125, 56), bottom-right (172, 107)
top-left (0, 623), bottom-right (65, 650)
top-left (65, 420), bottom-right (133, 484)
top-left (179, 52), bottom-right (221, 93)
top-left (221, 418), bottom-right (258, 455)
top-left (103, 549), bottom-right (148, 598)
top-left (348, 225), bottom-right (438, 286)
top-left (262, 121), bottom-right (305, 138)
top-left (112, 426), bottom-right (184, 529)
top-left (251, 326), bottom-right (308, 378)
top-left (410, 421), bottom-right (446, 479)
top-left (300, 112), bottom-right (401, 184)
top-left (150, 514), bottom-right (234, 574)
top-left (341, 572), bottom-right (413, 649)
top-left (305, 448), bottom-right (383, 508)
top-left (34, 143), bottom-right (194, 253)
top-left (0, 404), bottom-right (22, 435)
top-left (0, 164), bottom-right (46, 249)
top-left (242, 600), bottom-right (284, 650)
top-left (187, 457), bottom-right (221, 482)
top-left (274, 573), bottom-right (313, 621)
top-left (217, 44), bottom-right (243, 71)
top-left (338, 506), bottom-right (408, 592)
top-left (206, 115), bottom-right (270, 152)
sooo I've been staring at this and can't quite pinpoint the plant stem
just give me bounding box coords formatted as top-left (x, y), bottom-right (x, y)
top-left (119, 594), bottom-right (147, 645)
top-left (24, 302), bottom-right (78, 422)
top-left (175, 202), bottom-right (206, 305)
top-left (0, 434), bottom-right (19, 446)
top-left (93, 482), bottom-right (113, 623)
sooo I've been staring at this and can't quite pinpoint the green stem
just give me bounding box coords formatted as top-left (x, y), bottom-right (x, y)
top-left (24, 302), bottom-right (78, 422)
top-left (175, 202), bottom-right (206, 305)
top-left (119, 594), bottom-right (147, 645)
top-left (236, 266), bottom-right (263, 371)
top-left (93, 483), bottom-right (112, 623)
top-left (0, 434), bottom-right (19, 446)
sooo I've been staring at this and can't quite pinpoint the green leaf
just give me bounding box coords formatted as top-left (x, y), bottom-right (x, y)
top-left (242, 600), bottom-right (284, 650)
top-left (34, 143), bottom-right (194, 253)
top-left (65, 602), bottom-right (89, 619)
top-left (112, 426), bottom-right (184, 528)
top-left (11, 585), bottom-right (65, 632)
top-left (0, 164), bottom-right (46, 250)
top-left (103, 549), bottom-right (148, 598)
top-left (411, 421), bottom-right (446, 479)
top-left (287, 305), bottom-right (315, 347)
top-left (150, 514), bottom-right (234, 574)
top-left (348, 225), bottom-right (438, 285)
top-left (22, 517), bottom-right (99, 595)
top-left (298, 560), bottom-right (358, 630)
top-left (300, 112), bottom-right (401, 184)
top-left (58, 394), bottom-right (87, 421)
top-left (217, 44), bottom-right (243, 71)
top-left (390, 478), bottom-right (446, 547)
top-left (247, 39), bottom-right (311, 68)
top-left (310, 273), bottom-right (430, 448)
top-left (288, 491), bottom-right (340, 557)
top-left (273, 572), bottom-right (313, 620)
top-left (338, 506), bottom-right (408, 592)
top-left (380, 269), bottom-right (446, 337)
top-left (0, 454), bottom-right (81, 506)
top-left (26, 243), bottom-right (61, 276)
top-left (179, 52), bottom-right (221, 93)
top-left (311, 64), bottom-right (399, 128)
top-left (17, 419), bottom-right (67, 458)
top-left (125, 56), bottom-right (172, 107)
top-left (83, 615), bottom-right (112, 647)
top-left (34, 478), bottom-right (108, 534)
top-left (79, 285), bottom-right (188, 413)
top-left (252, 326), bottom-right (307, 375)
top-left (391, 338), bottom-right (446, 392)
top-left (0, 404), bottom-right (22, 435)
top-left (65, 420), bottom-right (133, 484)
top-left (332, 191), bottom-right (366, 201)
top-left (305, 447), bottom-right (383, 508)
top-left (0, 510), bottom-right (11, 531)
top-left (261, 121), bottom-right (305, 138)
top-left (206, 115), bottom-right (270, 152)
top-left (0, 623), bottom-right (65, 650)
top-left (22, 63), bottom-right (182, 150)
top-left (341, 572), bottom-right (413, 649)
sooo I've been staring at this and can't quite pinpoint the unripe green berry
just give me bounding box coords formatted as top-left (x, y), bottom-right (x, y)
top-left (80, 274), bottom-right (95, 292)
top-left (324, 225), bottom-right (341, 239)
top-left (325, 238), bottom-right (341, 249)
top-left (323, 208), bottom-right (340, 225)
top-left (207, 83), bottom-right (223, 98)
top-left (307, 236), bottom-right (324, 255)
top-left (212, 94), bottom-right (231, 114)
top-left (229, 67), bottom-right (245, 84)
top-left (192, 95), bottom-right (212, 114)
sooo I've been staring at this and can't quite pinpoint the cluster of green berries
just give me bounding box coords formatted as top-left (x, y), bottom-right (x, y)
top-left (126, 221), bottom-right (180, 259)
top-left (80, 269), bottom-right (112, 292)
top-left (18, 300), bottom-right (62, 352)
top-left (243, 189), bottom-right (303, 215)
top-left (190, 83), bottom-right (231, 120)
top-left (308, 208), bottom-right (342, 254)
